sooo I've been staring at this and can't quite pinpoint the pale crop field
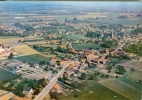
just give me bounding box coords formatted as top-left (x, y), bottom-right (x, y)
top-left (25, 41), bottom-right (47, 45)
top-left (118, 60), bottom-right (142, 72)
top-left (99, 78), bottom-right (141, 100)
top-left (77, 12), bottom-right (107, 19)
top-left (24, 36), bottom-right (44, 40)
top-left (13, 45), bottom-right (38, 55)
top-left (0, 36), bottom-right (24, 44)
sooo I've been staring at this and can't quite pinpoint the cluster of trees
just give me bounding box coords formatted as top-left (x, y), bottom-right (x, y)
top-left (8, 53), bottom-right (14, 59)
top-left (101, 40), bottom-right (116, 48)
top-left (115, 66), bottom-right (126, 75)
top-left (131, 27), bottom-right (142, 35)
top-left (0, 29), bottom-right (20, 36)
top-left (56, 47), bottom-right (69, 53)
top-left (86, 31), bottom-right (102, 38)
top-left (14, 23), bottom-right (34, 31)
top-left (125, 43), bottom-right (142, 56)
top-left (0, 77), bottom-right (47, 97)
top-left (33, 45), bottom-right (49, 53)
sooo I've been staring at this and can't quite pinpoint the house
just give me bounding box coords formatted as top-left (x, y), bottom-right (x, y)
top-left (86, 54), bottom-right (95, 61)
top-left (1, 49), bottom-right (14, 55)
top-left (14, 69), bottom-right (22, 73)
top-left (70, 49), bottom-right (78, 54)
top-left (23, 87), bottom-right (33, 94)
top-left (66, 64), bottom-right (75, 71)
top-left (65, 80), bottom-right (72, 85)
top-left (105, 48), bottom-right (110, 55)
top-left (33, 64), bottom-right (39, 69)
top-left (51, 83), bottom-right (62, 93)
top-left (47, 75), bottom-right (54, 82)
top-left (98, 56), bottom-right (107, 64)
top-left (0, 91), bottom-right (15, 100)
top-left (16, 62), bottom-right (26, 67)
top-left (34, 30), bottom-right (43, 36)
top-left (3, 44), bottom-right (14, 49)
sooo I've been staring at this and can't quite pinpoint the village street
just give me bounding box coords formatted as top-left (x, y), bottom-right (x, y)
top-left (34, 61), bottom-right (74, 100)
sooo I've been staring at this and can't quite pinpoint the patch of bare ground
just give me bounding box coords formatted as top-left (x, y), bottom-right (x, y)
top-left (117, 60), bottom-right (142, 71)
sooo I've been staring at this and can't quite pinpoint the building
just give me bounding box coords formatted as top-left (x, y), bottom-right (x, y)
top-left (51, 83), bottom-right (62, 93)
top-left (0, 90), bottom-right (15, 100)
top-left (23, 87), bottom-right (33, 94)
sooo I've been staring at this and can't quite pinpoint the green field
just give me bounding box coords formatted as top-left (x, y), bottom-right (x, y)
top-left (73, 44), bottom-right (101, 50)
top-left (61, 34), bottom-right (88, 40)
top-left (57, 81), bottom-right (128, 100)
top-left (0, 68), bottom-right (17, 82)
top-left (119, 77), bottom-right (141, 90)
top-left (15, 54), bottom-right (50, 64)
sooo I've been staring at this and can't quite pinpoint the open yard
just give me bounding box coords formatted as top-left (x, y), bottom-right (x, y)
top-left (57, 80), bottom-right (128, 100)
top-left (15, 54), bottom-right (50, 64)
top-left (23, 71), bottom-right (52, 80)
top-left (0, 36), bottom-right (24, 44)
top-left (73, 44), bottom-right (101, 50)
top-left (0, 68), bottom-right (17, 82)
top-left (13, 45), bottom-right (38, 55)
top-left (99, 78), bottom-right (141, 100)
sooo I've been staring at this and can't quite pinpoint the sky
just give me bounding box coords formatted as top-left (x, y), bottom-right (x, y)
top-left (0, 1), bottom-right (142, 9)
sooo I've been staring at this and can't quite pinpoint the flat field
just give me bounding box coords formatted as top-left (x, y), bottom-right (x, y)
top-left (25, 41), bottom-right (47, 45)
top-left (99, 78), bottom-right (141, 100)
top-left (0, 68), bottom-right (17, 82)
top-left (0, 36), bottom-right (24, 44)
top-left (24, 36), bottom-right (45, 41)
top-left (13, 45), bottom-right (38, 55)
top-left (119, 77), bottom-right (141, 90)
top-left (15, 54), bottom-right (50, 64)
top-left (118, 60), bottom-right (142, 71)
top-left (61, 34), bottom-right (88, 40)
top-left (57, 80), bottom-right (129, 100)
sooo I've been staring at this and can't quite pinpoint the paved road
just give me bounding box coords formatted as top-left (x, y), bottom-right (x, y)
top-left (34, 61), bottom-right (74, 100)
top-left (112, 39), bottom-right (128, 54)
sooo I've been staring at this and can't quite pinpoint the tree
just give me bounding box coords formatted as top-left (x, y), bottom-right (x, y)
top-left (86, 31), bottom-right (102, 38)
top-left (8, 53), bottom-right (14, 59)
top-left (115, 66), bottom-right (126, 75)
top-left (44, 66), bottom-right (49, 71)
top-left (81, 73), bottom-right (86, 79)
top-left (18, 40), bottom-right (22, 43)
top-left (88, 75), bottom-right (94, 80)
top-left (39, 61), bottom-right (46, 65)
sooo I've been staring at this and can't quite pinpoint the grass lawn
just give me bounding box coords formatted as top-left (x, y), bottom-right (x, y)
top-left (57, 80), bottom-right (129, 100)
top-left (0, 68), bottom-right (17, 82)
top-left (73, 44), bottom-right (101, 50)
top-left (15, 54), bottom-right (50, 64)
